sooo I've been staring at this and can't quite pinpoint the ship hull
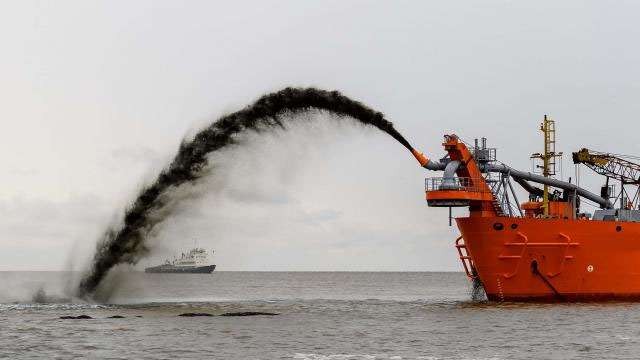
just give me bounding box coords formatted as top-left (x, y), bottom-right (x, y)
top-left (144, 264), bottom-right (216, 274)
top-left (456, 217), bottom-right (640, 301)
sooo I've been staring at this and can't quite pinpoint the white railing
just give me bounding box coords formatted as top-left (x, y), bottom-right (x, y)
top-left (425, 177), bottom-right (491, 193)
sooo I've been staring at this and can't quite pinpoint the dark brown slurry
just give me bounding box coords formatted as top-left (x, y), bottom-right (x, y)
top-left (77, 87), bottom-right (415, 298)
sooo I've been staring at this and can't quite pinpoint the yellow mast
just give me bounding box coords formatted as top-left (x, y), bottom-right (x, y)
top-left (542, 116), bottom-right (551, 215)
top-left (531, 115), bottom-right (560, 216)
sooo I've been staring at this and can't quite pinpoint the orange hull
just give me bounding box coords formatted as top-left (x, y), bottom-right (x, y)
top-left (457, 217), bottom-right (640, 301)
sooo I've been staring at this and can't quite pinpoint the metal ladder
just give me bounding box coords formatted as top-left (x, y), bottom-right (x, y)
top-left (455, 236), bottom-right (478, 279)
top-left (491, 198), bottom-right (506, 216)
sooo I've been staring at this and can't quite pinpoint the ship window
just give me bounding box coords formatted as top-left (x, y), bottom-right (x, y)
top-left (616, 225), bottom-right (622, 232)
top-left (510, 223), bottom-right (518, 230)
top-left (493, 222), bottom-right (504, 231)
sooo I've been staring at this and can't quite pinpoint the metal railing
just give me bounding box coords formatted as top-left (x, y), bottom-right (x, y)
top-left (425, 177), bottom-right (491, 193)
top-left (473, 147), bottom-right (497, 163)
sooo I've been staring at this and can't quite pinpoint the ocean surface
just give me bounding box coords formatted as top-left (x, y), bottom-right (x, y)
top-left (1, 271), bottom-right (639, 359)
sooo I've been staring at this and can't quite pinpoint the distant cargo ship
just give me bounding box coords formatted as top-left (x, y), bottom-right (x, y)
top-left (145, 248), bottom-right (216, 273)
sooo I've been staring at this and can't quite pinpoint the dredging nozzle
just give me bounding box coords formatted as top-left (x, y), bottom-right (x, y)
top-left (411, 148), bottom-right (430, 167)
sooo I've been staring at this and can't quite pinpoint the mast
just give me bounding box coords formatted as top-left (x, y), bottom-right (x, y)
top-left (531, 115), bottom-right (562, 216)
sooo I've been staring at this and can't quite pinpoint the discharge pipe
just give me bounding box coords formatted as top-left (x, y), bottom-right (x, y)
top-left (484, 163), bottom-right (613, 209)
top-left (512, 177), bottom-right (544, 198)
top-left (411, 149), bottom-right (446, 171)
top-left (441, 160), bottom-right (462, 190)
top-left (410, 147), bottom-right (612, 209)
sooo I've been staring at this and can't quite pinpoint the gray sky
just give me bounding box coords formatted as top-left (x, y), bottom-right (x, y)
top-left (1, 1), bottom-right (639, 271)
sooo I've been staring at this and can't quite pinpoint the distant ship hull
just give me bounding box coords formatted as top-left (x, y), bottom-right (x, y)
top-left (144, 264), bottom-right (216, 274)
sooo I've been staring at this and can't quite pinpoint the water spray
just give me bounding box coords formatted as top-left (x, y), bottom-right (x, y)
top-left (78, 87), bottom-right (419, 298)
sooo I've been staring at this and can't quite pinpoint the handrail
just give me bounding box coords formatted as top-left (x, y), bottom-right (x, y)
top-left (425, 177), bottom-right (492, 193)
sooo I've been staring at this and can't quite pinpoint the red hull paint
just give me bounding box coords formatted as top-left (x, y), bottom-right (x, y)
top-left (456, 217), bottom-right (640, 302)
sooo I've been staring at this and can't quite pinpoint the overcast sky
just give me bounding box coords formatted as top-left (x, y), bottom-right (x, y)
top-left (1, 1), bottom-right (639, 271)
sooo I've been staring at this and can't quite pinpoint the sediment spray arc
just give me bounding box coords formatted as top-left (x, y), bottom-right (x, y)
top-left (77, 87), bottom-right (418, 298)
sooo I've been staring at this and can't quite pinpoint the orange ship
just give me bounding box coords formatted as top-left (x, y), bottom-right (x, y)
top-left (412, 116), bottom-right (640, 301)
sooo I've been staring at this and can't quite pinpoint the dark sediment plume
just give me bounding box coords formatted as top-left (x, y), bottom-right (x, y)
top-left (90, 267), bottom-right (131, 302)
top-left (77, 87), bottom-right (415, 298)
top-left (32, 288), bottom-right (49, 303)
top-left (32, 287), bottom-right (71, 304)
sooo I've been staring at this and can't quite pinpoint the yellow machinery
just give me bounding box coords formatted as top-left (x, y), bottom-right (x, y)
top-left (573, 148), bottom-right (640, 209)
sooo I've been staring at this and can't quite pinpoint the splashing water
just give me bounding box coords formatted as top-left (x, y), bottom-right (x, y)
top-left (77, 87), bottom-right (416, 298)
top-left (470, 275), bottom-right (486, 301)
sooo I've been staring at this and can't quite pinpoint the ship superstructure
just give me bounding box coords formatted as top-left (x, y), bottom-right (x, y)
top-left (412, 117), bottom-right (640, 301)
top-left (145, 248), bottom-right (216, 274)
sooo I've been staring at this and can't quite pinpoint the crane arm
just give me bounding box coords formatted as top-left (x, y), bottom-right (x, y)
top-left (572, 148), bottom-right (640, 184)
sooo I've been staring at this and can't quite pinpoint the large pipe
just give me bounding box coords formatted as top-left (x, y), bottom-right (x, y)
top-left (411, 148), bottom-right (446, 171)
top-left (410, 144), bottom-right (611, 208)
top-left (441, 160), bottom-right (462, 190)
top-left (512, 177), bottom-right (544, 198)
top-left (484, 163), bottom-right (613, 209)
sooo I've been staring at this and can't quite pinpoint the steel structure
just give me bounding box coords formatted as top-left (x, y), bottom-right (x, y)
top-left (409, 116), bottom-right (640, 301)
top-left (572, 148), bottom-right (640, 209)
top-left (530, 116), bottom-right (563, 215)
top-left (572, 149), bottom-right (640, 184)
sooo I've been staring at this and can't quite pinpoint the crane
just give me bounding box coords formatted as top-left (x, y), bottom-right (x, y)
top-left (572, 148), bottom-right (640, 209)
